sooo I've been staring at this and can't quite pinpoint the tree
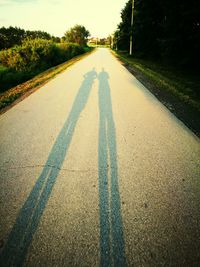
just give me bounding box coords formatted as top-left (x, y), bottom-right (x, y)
top-left (0, 27), bottom-right (60, 50)
top-left (117, 0), bottom-right (132, 51)
top-left (64, 25), bottom-right (90, 46)
top-left (0, 26), bottom-right (25, 49)
top-left (159, 0), bottom-right (200, 67)
top-left (25, 30), bottom-right (52, 40)
top-left (116, 0), bottom-right (200, 68)
top-left (116, 0), bottom-right (162, 56)
top-left (133, 0), bottom-right (163, 58)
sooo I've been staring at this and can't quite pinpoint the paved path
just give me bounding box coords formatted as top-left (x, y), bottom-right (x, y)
top-left (0, 48), bottom-right (199, 266)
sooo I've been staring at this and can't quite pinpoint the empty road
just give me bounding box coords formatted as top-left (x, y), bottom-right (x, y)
top-left (0, 48), bottom-right (200, 266)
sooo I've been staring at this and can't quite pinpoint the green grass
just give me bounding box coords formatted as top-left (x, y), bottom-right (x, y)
top-left (112, 50), bottom-right (200, 112)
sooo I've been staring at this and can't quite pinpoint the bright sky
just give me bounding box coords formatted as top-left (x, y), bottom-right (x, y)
top-left (0, 0), bottom-right (127, 38)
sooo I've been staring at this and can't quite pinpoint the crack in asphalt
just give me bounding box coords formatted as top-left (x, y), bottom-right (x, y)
top-left (0, 164), bottom-right (96, 173)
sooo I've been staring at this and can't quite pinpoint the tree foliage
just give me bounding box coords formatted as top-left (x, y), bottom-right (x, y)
top-left (115, 0), bottom-right (200, 68)
top-left (0, 27), bottom-right (25, 49)
top-left (64, 24), bottom-right (90, 46)
top-left (116, 0), bottom-right (132, 51)
top-left (0, 26), bottom-right (60, 50)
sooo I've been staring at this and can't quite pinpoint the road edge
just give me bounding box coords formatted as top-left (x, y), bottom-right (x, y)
top-left (111, 49), bottom-right (200, 138)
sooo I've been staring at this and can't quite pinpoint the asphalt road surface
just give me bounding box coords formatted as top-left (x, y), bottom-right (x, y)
top-left (0, 48), bottom-right (200, 267)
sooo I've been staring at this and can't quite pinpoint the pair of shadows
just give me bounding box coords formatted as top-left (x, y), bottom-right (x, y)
top-left (0, 68), bottom-right (126, 267)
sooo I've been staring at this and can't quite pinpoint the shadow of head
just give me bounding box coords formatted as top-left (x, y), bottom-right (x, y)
top-left (83, 67), bottom-right (97, 81)
top-left (98, 67), bottom-right (109, 81)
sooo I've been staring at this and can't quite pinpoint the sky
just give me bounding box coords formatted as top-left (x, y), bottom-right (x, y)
top-left (0, 0), bottom-right (128, 38)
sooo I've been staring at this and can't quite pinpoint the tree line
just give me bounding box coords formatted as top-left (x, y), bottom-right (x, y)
top-left (114, 0), bottom-right (200, 69)
top-left (0, 24), bottom-right (90, 74)
top-left (0, 24), bottom-right (90, 92)
top-left (0, 25), bottom-right (90, 50)
top-left (0, 26), bottom-right (61, 50)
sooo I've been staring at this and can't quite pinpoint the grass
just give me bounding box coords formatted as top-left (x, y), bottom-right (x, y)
top-left (112, 49), bottom-right (200, 135)
top-left (112, 50), bottom-right (200, 112)
top-left (0, 48), bottom-right (94, 111)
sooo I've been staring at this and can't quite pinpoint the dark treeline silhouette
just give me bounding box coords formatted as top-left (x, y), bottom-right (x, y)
top-left (115, 0), bottom-right (200, 69)
top-left (0, 26), bottom-right (60, 50)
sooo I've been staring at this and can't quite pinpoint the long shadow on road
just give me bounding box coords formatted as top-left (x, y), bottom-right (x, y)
top-left (98, 68), bottom-right (126, 267)
top-left (0, 68), bottom-right (97, 267)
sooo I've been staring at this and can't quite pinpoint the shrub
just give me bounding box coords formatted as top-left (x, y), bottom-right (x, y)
top-left (0, 39), bottom-right (85, 73)
top-left (0, 67), bottom-right (39, 93)
top-left (0, 39), bottom-right (87, 92)
top-left (57, 42), bottom-right (84, 59)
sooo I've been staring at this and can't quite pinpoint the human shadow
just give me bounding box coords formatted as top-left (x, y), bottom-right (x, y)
top-left (98, 68), bottom-right (126, 266)
top-left (0, 68), bottom-right (97, 267)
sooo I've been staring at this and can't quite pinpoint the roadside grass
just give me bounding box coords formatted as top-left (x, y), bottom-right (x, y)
top-left (112, 50), bottom-right (200, 112)
top-left (112, 50), bottom-right (200, 136)
top-left (0, 48), bottom-right (94, 111)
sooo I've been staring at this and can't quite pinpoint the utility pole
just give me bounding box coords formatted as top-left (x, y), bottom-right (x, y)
top-left (129, 0), bottom-right (134, 55)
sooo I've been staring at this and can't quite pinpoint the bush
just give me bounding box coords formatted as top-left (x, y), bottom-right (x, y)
top-left (0, 67), bottom-right (39, 93)
top-left (0, 39), bottom-right (86, 92)
top-left (0, 39), bottom-right (57, 71)
top-left (57, 42), bottom-right (84, 59)
top-left (0, 39), bottom-right (85, 72)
